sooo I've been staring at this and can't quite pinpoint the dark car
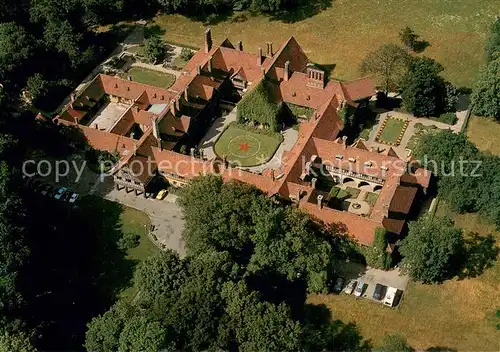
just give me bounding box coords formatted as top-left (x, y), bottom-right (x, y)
top-left (333, 277), bottom-right (345, 293)
top-left (373, 283), bottom-right (387, 300)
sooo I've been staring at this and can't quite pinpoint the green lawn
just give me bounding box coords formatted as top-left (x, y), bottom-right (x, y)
top-left (151, 0), bottom-right (498, 87)
top-left (308, 200), bottom-right (499, 350)
top-left (377, 117), bottom-right (407, 145)
top-left (364, 192), bottom-right (379, 206)
top-left (467, 115), bottom-right (500, 156)
top-left (117, 204), bottom-right (158, 302)
top-left (214, 124), bottom-right (282, 167)
top-left (126, 67), bottom-right (176, 88)
top-left (406, 123), bottom-right (441, 152)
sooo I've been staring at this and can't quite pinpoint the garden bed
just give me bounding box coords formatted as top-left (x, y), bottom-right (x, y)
top-left (375, 117), bottom-right (409, 146)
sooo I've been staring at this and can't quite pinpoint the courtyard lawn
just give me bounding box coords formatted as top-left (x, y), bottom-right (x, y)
top-left (126, 67), bottom-right (176, 88)
top-left (467, 115), bottom-right (500, 156)
top-left (406, 123), bottom-right (441, 152)
top-left (308, 199), bottom-right (499, 350)
top-left (151, 0), bottom-right (498, 88)
top-left (214, 124), bottom-right (282, 167)
top-left (376, 117), bottom-right (407, 145)
top-left (364, 192), bottom-right (379, 207)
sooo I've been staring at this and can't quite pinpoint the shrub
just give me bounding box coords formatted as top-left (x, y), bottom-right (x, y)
top-left (179, 47), bottom-right (194, 61)
top-left (437, 112), bottom-right (457, 125)
top-left (118, 232), bottom-right (141, 251)
top-left (364, 227), bottom-right (392, 270)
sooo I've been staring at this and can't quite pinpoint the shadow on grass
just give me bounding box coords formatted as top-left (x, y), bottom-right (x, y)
top-left (269, 0), bottom-right (332, 23)
top-left (18, 194), bottom-right (137, 350)
top-left (303, 304), bottom-right (372, 351)
top-left (459, 233), bottom-right (499, 279)
top-left (413, 40), bottom-right (431, 53)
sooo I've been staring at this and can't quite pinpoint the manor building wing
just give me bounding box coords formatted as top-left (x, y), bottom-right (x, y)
top-left (51, 28), bottom-right (430, 248)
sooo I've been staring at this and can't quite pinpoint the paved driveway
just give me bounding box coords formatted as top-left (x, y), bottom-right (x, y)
top-left (93, 178), bottom-right (187, 258)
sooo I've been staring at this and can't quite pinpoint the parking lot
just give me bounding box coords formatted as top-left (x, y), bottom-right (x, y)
top-left (334, 260), bottom-right (410, 307)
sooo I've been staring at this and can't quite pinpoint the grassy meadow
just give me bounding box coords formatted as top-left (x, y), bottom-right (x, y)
top-left (152, 0), bottom-right (499, 87)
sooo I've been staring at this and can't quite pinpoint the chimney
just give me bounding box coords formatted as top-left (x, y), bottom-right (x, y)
top-left (266, 42), bottom-right (273, 56)
top-left (208, 56), bottom-right (213, 72)
top-left (284, 61), bottom-right (290, 81)
top-left (204, 28), bottom-right (212, 53)
top-left (70, 93), bottom-right (76, 103)
top-left (184, 88), bottom-right (189, 102)
top-left (296, 188), bottom-right (301, 201)
top-left (311, 177), bottom-right (317, 189)
top-left (342, 136), bottom-right (348, 149)
top-left (257, 47), bottom-right (263, 66)
top-left (152, 118), bottom-right (159, 139)
top-left (170, 100), bottom-right (176, 117)
top-left (271, 169), bottom-right (275, 181)
top-left (317, 194), bottom-right (324, 209)
top-left (196, 65), bottom-right (201, 75)
top-left (190, 148), bottom-right (195, 158)
top-left (237, 41), bottom-right (243, 51)
top-left (94, 123), bottom-right (98, 129)
top-left (133, 144), bottom-right (137, 156)
top-left (306, 66), bottom-right (325, 89)
top-left (128, 75), bottom-right (132, 81)
top-left (175, 95), bottom-right (181, 111)
top-left (261, 66), bottom-right (265, 76)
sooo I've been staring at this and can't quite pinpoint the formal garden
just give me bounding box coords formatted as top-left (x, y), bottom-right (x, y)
top-left (375, 116), bottom-right (409, 146)
top-left (213, 123), bottom-right (282, 167)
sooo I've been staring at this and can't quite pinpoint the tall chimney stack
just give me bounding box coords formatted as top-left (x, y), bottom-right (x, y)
top-left (284, 61), bottom-right (290, 81)
top-left (204, 28), bottom-right (212, 53)
top-left (196, 65), bottom-right (201, 75)
top-left (317, 194), bottom-right (324, 209)
top-left (170, 100), bottom-right (176, 117)
top-left (257, 47), bottom-right (263, 66)
top-left (342, 135), bottom-right (348, 149)
top-left (184, 88), bottom-right (189, 102)
top-left (237, 41), bottom-right (243, 51)
top-left (267, 42), bottom-right (273, 56)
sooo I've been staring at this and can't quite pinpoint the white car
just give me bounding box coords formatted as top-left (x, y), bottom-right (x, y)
top-left (353, 280), bottom-right (365, 297)
top-left (54, 187), bottom-right (68, 200)
top-left (343, 279), bottom-right (357, 294)
top-left (384, 287), bottom-right (399, 307)
top-left (69, 193), bottom-right (79, 203)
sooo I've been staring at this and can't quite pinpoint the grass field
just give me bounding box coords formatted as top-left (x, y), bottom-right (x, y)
top-left (126, 67), bottom-right (176, 88)
top-left (214, 124), bottom-right (282, 166)
top-left (152, 0), bottom-right (498, 87)
top-left (377, 118), bottom-right (406, 144)
top-left (364, 192), bottom-right (379, 206)
top-left (116, 203), bottom-right (158, 301)
top-left (467, 115), bottom-right (500, 155)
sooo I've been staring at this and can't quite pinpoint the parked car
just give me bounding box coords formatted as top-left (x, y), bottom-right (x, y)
top-left (354, 280), bottom-right (365, 297)
top-left (156, 189), bottom-right (168, 200)
top-left (54, 187), bottom-right (68, 200)
top-left (69, 193), bottom-right (79, 203)
top-left (383, 287), bottom-right (399, 307)
top-left (343, 279), bottom-right (357, 294)
top-left (373, 283), bottom-right (387, 300)
top-left (333, 277), bottom-right (345, 293)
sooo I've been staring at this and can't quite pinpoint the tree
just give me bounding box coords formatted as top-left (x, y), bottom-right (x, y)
top-left (118, 315), bottom-right (166, 352)
top-left (360, 44), bottom-right (411, 93)
top-left (0, 331), bottom-right (36, 352)
top-left (134, 250), bottom-right (187, 304)
top-left (399, 26), bottom-right (419, 51)
top-left (400, 216), bottom-right (465, 283)
top-left (0, 22), bottom-right (33, 76)
top-left (143, 35), bottom-right (166, 64)
top-left (25, 73), bottom-right (50, 107)
top-left (156, 0), bottom-right (187, 14)
top-left (471, 59), bottom-right (500, 119)
top-left (484, 17), bottom-right (500, 63)
top-left (441, 81), bottom-right (458, 113)
top-left (379, 334), bottom-right (414, 352)
top-left (401, 56), bottom-right (444, 116)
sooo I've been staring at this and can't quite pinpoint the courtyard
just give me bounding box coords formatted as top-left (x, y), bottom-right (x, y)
top-left (123, 67), bottom-right (176, 88)
top-left (88, 101), bottom-right (129, 131)
top-left (213, 124), bottom-right (282, 167)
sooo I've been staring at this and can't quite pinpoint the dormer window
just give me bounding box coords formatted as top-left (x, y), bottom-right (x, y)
top-left (336, 154), bottom-right (343, 160)
top-left (348, 157), bottom-right (356, 163)
top-left (381, 165), bottom-right (388, 171)
top-left (364, 161), bottom-right (372, 167)
top-left (292, 92), bottom-right (296, 97)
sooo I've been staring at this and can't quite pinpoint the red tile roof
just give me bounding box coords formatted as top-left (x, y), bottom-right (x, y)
top-left (389, 186), bottom-right (417, 214)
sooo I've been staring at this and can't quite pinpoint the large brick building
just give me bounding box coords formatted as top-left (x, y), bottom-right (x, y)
top-left (54, 29), bottom-right (430, 247)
